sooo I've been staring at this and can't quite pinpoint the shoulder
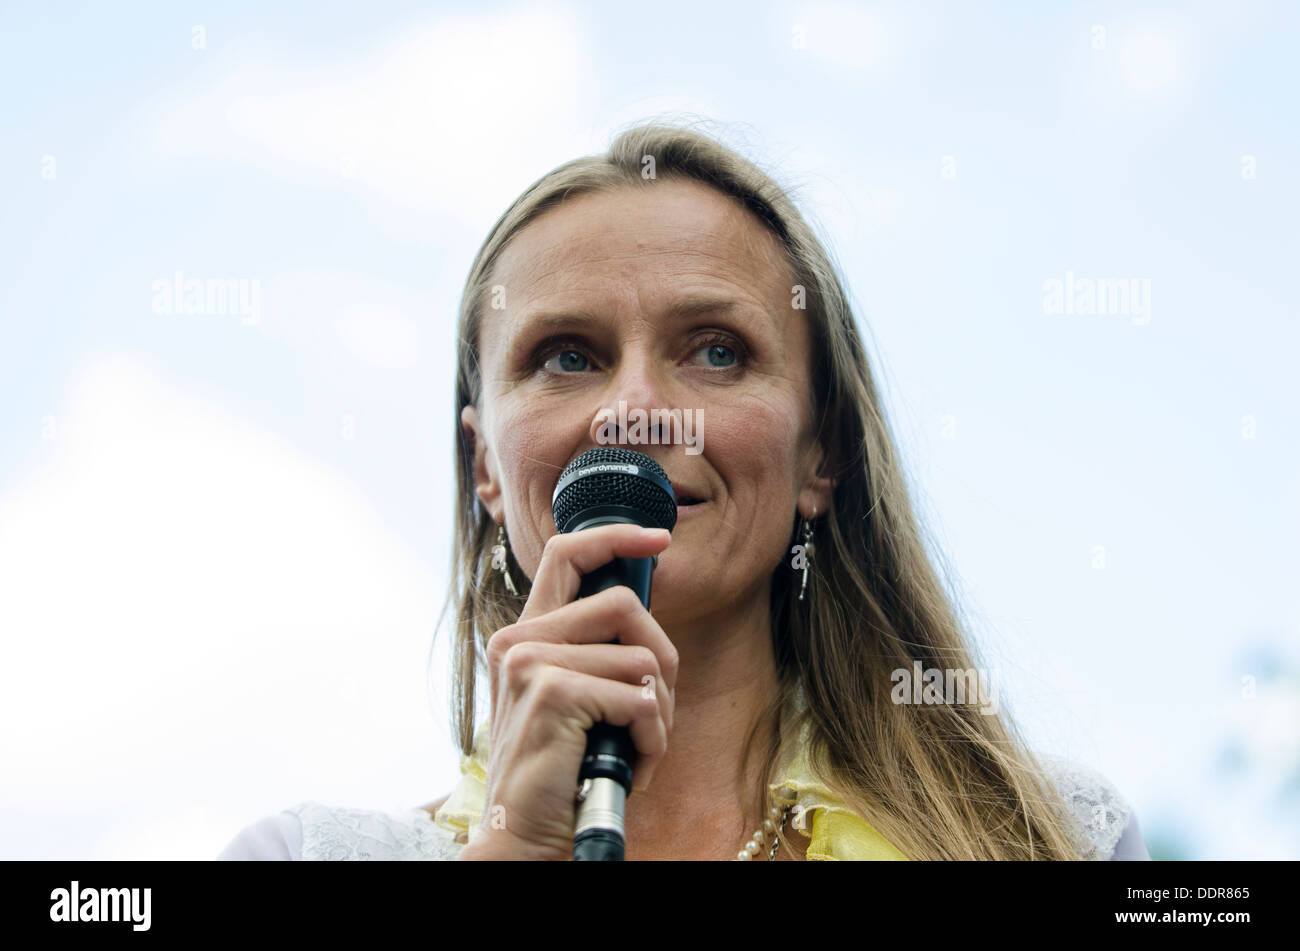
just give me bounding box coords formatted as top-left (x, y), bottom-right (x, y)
top-left (288, 800), bottom-right (464, 860)
top-left (216, 801), bottom-right (463, 861)
top-left (216, 810), bottom-right (302, 860)
top-left (419, 793), bottom-right (452, 819)
top-left (1035, 754), bottom-right (1150, 861)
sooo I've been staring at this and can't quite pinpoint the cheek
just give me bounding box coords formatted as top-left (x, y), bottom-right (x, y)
top-left (705, 393), bottom-right (806, 493)
top-left (490, 399), bottom-right (586, 574)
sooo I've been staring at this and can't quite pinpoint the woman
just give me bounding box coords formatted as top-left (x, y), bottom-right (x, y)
top-left (218, 120), bottom-right (1149, 861)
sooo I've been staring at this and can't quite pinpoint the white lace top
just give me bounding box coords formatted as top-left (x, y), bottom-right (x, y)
top-left (216, 753), bottom-right (1149, 861)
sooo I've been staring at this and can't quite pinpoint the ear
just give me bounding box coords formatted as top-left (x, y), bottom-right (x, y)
top-left (461, 404), bottom-right (504, 523)
top-left (797, 438), bottom-right (834, 520)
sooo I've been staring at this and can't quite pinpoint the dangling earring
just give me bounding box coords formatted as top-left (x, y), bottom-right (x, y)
top-left (798, 504), bottom-right (816, 603)
top-left (491, 523), bottom-right (519, 596)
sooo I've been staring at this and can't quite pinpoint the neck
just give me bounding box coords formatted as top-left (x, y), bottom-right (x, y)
top-left (621, 582), bottom-right (782, 859)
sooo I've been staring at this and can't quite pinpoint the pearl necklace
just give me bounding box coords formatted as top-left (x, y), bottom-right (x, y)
top-left (734, 784), bottom-right (797, 860)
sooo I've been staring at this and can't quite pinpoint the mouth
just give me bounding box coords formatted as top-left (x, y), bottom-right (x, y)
top-left (669, 482), bottom-right (708, 509)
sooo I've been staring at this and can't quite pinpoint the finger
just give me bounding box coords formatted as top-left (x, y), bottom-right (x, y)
top-left (519, 524), bottom-right (670, 624)
top-left (530, 669), bottom-right (668, 794)
top-left (500, 641), bottom-right (674, 736)
top-left (497, 584), bottom-right (679, 694)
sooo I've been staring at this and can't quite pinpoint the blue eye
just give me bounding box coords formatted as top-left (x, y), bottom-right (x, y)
top-left (688, 336), bottom-right (742, 368)
top-left (534, 335), bottom-right (744, 375)
top-left (704, 344), bottom-right (735, 367)
top-left (542, 348), bottom-right (591, 373)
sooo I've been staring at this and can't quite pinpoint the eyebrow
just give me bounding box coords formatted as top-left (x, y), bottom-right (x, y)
top-left (516, 296), bottom-right (769, 332)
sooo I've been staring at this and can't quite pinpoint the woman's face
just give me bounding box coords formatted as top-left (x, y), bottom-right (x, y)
top-left (462, 177), bottom-right (832, 630)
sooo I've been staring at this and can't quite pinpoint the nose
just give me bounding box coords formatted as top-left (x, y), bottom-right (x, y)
top-left (588, 346), bottom-right (677, 447)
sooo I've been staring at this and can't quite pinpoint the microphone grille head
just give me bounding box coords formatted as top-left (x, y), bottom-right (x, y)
top-left (552, 447), bottom-right (677, 534)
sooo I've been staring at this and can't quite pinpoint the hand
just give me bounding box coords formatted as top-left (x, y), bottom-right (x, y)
top-left (459, 524), bottom-right (678, 861)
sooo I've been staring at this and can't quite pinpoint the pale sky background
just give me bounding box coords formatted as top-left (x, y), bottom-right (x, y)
top-left (2, 0), bottom-right (1297, 860)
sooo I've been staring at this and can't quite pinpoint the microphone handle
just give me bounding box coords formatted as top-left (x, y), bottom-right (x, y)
top-left (572, 554), bottom-right (655, 861)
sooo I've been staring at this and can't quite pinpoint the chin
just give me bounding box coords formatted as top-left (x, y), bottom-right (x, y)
top-left (647, 563), bottom-right (714, 618)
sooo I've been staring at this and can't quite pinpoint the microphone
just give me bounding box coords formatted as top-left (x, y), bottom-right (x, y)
top-left (551, 447), bottom-right (677, 861)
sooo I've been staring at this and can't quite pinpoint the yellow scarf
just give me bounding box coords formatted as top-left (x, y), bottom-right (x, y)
top-left (433, 683), bottom-right (908, 861)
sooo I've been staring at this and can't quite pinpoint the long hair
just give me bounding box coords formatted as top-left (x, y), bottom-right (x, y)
top-left (435, 118), bottom-right (1084, 859)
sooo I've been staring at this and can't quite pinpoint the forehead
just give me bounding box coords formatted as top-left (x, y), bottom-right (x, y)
top-left (487, 178), bottom-right (794, 318)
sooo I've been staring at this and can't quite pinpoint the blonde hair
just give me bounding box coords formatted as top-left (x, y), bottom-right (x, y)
top-left (437, 118), bottom-right (1084, 859)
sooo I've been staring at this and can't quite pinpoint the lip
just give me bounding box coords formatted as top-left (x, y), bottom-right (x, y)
top-left (668, 481), bottom-right (707, 505)
top-left (675, 499), bottom-right (708, 518)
